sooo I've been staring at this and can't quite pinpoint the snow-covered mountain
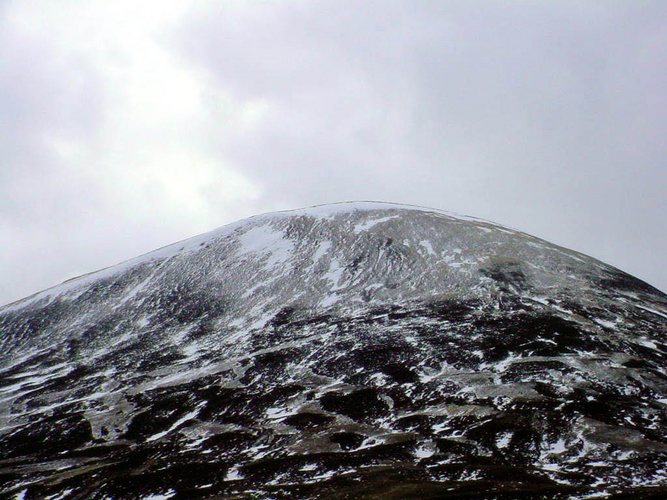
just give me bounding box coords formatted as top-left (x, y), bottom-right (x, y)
top-left (1, 202), bottom-right (666, 498)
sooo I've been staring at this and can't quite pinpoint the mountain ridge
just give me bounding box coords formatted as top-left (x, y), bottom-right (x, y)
top-left (1, 201), bottom-right (640, 312)
top-left (1, 202), bottom-right (666, 498)
top-left (4, 201), bottom-right (663, 312)
top-left (0, 201), bottom-right (501, 310)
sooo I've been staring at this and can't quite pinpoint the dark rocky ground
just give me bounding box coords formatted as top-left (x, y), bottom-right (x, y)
top-left (1, 203), bottom-right (666, 498)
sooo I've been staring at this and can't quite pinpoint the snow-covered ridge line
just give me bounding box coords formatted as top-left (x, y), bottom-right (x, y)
top-left (0, 202), bottom-right (472, 311)
top-left (0, 201), bottom-right (604, 313)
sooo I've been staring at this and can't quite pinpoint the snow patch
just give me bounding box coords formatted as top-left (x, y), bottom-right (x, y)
top-left (496, 432), bottom-right (512, 449)
top-left (312, 241), bottom-right (332, 262)
top-left (146, 403), bottom-right (204, 442)
top-left (225, 465), bottom-right (244, 481)
top-left (414, 442), bottom-right (436, 458)
top-left (634, 304), bottom-right (667, 320)
top-left (144, 490), bottom-right (176, 500)
top-left (593, 318), bottom-right (617, 329)
top-left (324, 258), bottom-right (345, 291)
top-left (354, 215), bottom-right (399, 232)
top-left (420, 240), bottom-right (437, 256)
top-left (637, 338), bottom-right (658, 350)
top-left (237, 224), bottom-right (294, 268)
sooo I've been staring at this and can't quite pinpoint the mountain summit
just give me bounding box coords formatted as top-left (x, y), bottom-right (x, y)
top-left (1, 202), bottom-right (666, 498)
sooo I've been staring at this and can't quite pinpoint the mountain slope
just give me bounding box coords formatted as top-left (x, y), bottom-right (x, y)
top-left (1, 202), bottom-right (666, 498)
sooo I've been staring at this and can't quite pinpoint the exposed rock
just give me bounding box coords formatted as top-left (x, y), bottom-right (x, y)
top-left (1, 202), bottom-right (666, 498)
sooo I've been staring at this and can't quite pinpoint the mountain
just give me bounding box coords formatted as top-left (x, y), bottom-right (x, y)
top-left (1, 201), bottom-right (666, 499)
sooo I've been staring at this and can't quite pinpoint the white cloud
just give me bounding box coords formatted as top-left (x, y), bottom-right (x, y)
top-left (0, 0), bottom-right (266, 304)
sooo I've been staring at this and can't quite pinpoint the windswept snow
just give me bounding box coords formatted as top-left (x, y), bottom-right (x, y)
top-left (354, 215), bottom-right (400, 232)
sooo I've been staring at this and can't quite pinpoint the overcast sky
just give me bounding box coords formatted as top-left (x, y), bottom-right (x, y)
top-left (1, 0), bottom-right (665, 306)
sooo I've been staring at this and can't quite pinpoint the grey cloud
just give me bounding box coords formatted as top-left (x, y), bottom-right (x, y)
top-left (0, 16), bottom-right (109, 302)
top-left (1, 1), bottom-right (665, 306)
top-left (174, 0), bottom-right (667, 290)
